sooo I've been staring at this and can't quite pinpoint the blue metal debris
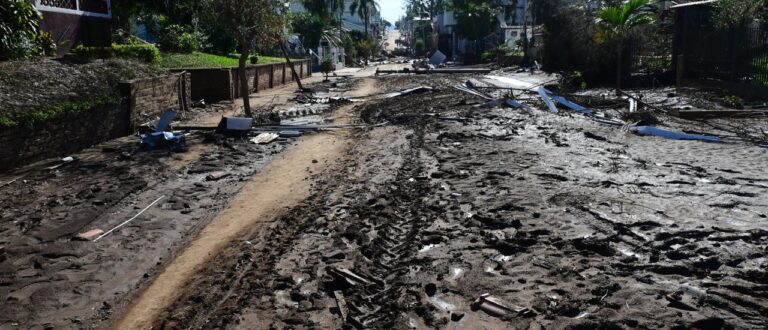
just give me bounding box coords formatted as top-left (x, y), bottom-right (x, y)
top-left (155, 109), bottom-right (177, 132)
top-left (537, 87), bottom-right (559, 113)
top-left (550, 95), bottom-right (594, 115)
top-left (141, 109), bottom-right (186, 150)
top-left (630, 126), bottom-right (722, 143)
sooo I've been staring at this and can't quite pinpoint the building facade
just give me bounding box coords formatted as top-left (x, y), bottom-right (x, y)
top-left (34, 0), bottom-right (112, 54)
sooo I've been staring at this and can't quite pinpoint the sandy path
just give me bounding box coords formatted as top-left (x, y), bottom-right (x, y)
top-left (113, 78), bottom-right (376, 330)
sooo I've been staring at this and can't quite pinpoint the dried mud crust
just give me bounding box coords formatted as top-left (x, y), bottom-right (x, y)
top-left (156, 76), bottom-right (766, 329)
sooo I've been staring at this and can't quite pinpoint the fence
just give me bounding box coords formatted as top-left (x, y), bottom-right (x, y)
top-left (674, 6), bottom-right (768, 87)
top-left (630, 25), bottom-right (674, 75)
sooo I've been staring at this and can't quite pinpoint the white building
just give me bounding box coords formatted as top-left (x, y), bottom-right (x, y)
top-left (289, 0), bottom-right (384, 69)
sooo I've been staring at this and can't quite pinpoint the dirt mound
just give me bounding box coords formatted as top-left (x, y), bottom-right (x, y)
top-left (0, 58), bottom-right (161, 116)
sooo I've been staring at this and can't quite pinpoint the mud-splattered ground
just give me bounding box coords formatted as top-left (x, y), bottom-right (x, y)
top-left (0, 133), bottom-right (293, 328)
top-left (0, 74), bottom-right (363, 329)
top-left (155, 74), bottom-right (768, 329)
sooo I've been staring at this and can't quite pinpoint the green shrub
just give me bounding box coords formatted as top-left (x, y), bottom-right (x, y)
top-left (722, 95), bottom-right (744, 109)
top-left (113, 44), bottom-right (160, 63)
top-left (414, 39), bottom-right (425, 56)
top-left (71, 44), bottom-right (160, 63)
top-left (0, 0), bottom-right (50, 60)
top-left (37, 30), bottom-right (57, 56)
top-left (481, 51), bottom-right (494, 62)
top-left (320, 56), bottom-right (334, 81)
top-left (112, 29), bottom-right (145, 45)
top-left (0, 94), bottom-right (120, 128)
top-left (158, 24), bottom-right (199, 53)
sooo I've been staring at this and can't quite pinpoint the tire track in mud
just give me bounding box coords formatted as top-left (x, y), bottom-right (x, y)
top-left (152, 114), bottom-right (441, 329)
top-left (329, 116), bottom-right (442, 328)
top-left (140, 74), bottom-right (768, 329)
top-left (115, 112), bottom-right (355, 330)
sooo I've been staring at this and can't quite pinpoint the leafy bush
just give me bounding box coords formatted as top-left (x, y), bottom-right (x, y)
top-left (0, 0), bottom-right (54, 60)
top-left (112, 29), bottom-right (145, 45)
top-left (414, 39), bottom-right (425, 56)
top-left (481, 51), bottom-right (494, 62)
top-left (722, 95), bottom-right (744, 109)
top-left (113, 44), bottom-right (160, 63)
top-left (37, 31), bottom-right (57, 56)
top-left (320, 56), bottom-right (334, 81)
top-left (158, 24), bottom-right (200, 53)
top-left (71, 44), bottom-right (160, 63)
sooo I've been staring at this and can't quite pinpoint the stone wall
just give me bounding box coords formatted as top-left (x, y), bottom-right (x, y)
top-left (176, 59), bottom-right (311, 102)
top-left (0, 103), bottom-right (128, 172)
top-left (119, 72), bottom-right (191, 128)
top-left (0, 72), bottom-right (190, 172)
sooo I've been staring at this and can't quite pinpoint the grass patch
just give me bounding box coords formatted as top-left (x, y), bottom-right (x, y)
top-left (159, 52), bottom-right (285, 68)
top-left (0, 94), bottom-right (120, 128)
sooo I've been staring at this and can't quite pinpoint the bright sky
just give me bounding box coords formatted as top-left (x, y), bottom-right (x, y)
top-left (379, 0), bottom-right (406, 24)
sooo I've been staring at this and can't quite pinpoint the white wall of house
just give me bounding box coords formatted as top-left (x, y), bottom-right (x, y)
top-left (35, 0), bottom-right (112, 18)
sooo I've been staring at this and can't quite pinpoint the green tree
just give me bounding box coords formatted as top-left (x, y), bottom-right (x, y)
top-left (302, 0), bottom-right (345, 20)
top-left (357, 38), bottom-right (378, 64)
top-left (405, 0), bottom-right (445, 20)
top-left (0, 0), bottom-right (43, 60)
top-left (595, 0), bottom-right (655, 91)
top-left (214, 0), bottom-right (281, 117)
top-left (451, 0), bottom-right (502, 52)
top-left (713, 0), bottom-right (768, 28)
top-left (320, 56), bottom-right (334, 81)
top-left (349, 0), bottom-right (380, 39)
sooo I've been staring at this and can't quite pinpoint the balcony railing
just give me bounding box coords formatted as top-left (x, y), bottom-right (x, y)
top-left (36, 0), bottom-right (111, 18)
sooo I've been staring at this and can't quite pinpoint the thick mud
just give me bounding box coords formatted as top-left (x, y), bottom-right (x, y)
top-left (152, 74), bottom-right (768, 329)
top-left (0, 133), bottom-right (292, 328)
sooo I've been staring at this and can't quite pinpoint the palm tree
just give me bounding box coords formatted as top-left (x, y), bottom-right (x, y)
top-left (349, 0), bottom-right (380, 39)
top-left (595, 0), bottom-right (655, 92)
top-left (302, 0), bottom-right (345, 20)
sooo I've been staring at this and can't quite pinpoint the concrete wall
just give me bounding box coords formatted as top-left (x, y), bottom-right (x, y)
top-left (174, 59), bottom-right (311, 102)
top-left (0, 73), bottom-right (190, 172)
top-left (119, 72), bottom-right (192, 128)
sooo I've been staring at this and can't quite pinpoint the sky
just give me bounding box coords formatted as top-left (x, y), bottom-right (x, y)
top-left (379, 0), bottom-right (406, 24)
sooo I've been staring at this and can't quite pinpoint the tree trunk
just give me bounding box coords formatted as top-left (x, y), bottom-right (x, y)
top-left (616, 42), bottom-right (623, 94)
top-left (280, 41), bottom-right (304, 91)
top-left (364, 8), bottom-right (369, 39)
top-left (238, 39), bottom-right (252, 117)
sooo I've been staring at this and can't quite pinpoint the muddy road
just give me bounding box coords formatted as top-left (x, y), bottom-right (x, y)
top-left (1, 69), bottom-right (767, 329)
top-left (147, 74), bottom-right (768, 329)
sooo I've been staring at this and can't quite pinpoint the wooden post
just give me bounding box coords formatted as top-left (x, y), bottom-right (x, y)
top-left (269, 64), bottom-right (274, 88)
top-left (676, 54), bottom-right (685, 88)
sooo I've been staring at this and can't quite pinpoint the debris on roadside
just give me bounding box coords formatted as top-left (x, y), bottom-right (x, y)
top-left (630, 126), bottom-right (722, 143)
top-left (46, 156), bottom-right (76, 170)
top-left (140, 109), bottom-right (187, 151)
top-left (333, 290), bottom-right (349, 321)
top-left (75, 229), bottom-right (104, 241)
top-left (471, 293), bottom-right (536, 318)
top-left (384, 86), bottom-right (434, 98)
top-left (538, 87), bottom-right (559, 113)
top-left (250, 133), bottom-right (279, 144)
top-left (93, 196), bottom-right (166, 242)
top-left (278, 130), bottom-right (302, 138)
top-left (327, 267), bottom-right (382, 286)
top-left (217, 117), bottom-right (254, 135)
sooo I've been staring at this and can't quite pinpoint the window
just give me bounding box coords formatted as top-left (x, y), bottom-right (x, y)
top-left (36, 0), bottom-right (111, 18)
